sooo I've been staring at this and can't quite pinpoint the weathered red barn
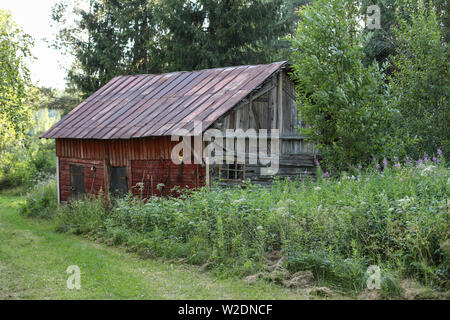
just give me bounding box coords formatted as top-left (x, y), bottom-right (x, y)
top-left (41, 61), bottom-right (316, 203)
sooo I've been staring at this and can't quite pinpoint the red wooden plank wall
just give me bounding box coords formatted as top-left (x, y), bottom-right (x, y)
top-left (56, 137), bottom-right (179, 165)
top-left (130, 160), bottom-right (206, 197)
top-left (59, 158), bottom-right (105, 202)
top-left (56, 137), bottom-right (205, 201)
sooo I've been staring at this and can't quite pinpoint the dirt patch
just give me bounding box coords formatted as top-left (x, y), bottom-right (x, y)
top-left (245, 252), bottom-right (317, 290)
top-left (357, 289), bottom-right (381, 300)
top-left (309, 287), bottom-right (333, 298)
top-left (282, 271), bottom-right (315, 289)
top-left (400, 279), bottom-right (449, 300)
top-left (244, 272), bottom-right (264, 284)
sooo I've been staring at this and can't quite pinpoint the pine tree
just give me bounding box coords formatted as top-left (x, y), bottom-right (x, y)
top-left (52, 0), bottom-right (306, 97)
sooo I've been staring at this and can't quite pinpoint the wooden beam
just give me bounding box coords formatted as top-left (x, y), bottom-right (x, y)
top-left (271, 77), bottom-right (277, 129)
top-left (205, 157), bottom-right (210, 189)
top-left (127, 159), bottom-right (132, 191)
top-left (104, 159), bottom-right (110, 195)
top-left (56, 156), bottom-right (60, 205)
top-left (277, 72), bottom-right (283, 133)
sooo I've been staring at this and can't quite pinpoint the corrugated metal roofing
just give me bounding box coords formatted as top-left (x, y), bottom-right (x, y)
top-left (41, 61), bottom-right (287, 139)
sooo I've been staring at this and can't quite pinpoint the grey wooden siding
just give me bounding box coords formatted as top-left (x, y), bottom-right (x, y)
top-left (209, 69), bottom-right (316, 184)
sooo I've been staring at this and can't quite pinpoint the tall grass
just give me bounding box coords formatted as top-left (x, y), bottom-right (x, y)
top-left (20, 178), bottom-right (57, 219)
top-left (23, 157), bottom-right (449, 295)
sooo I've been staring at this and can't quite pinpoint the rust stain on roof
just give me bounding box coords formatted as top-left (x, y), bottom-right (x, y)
top-left (41, 61), bottom-right (287, 139)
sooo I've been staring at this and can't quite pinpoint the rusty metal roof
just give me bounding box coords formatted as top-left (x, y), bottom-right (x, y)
top-left (41, 61), bottom-right (287, 139)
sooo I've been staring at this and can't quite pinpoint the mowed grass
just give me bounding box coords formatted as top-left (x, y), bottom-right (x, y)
top-left (0, 195), bottom-right (311, 300)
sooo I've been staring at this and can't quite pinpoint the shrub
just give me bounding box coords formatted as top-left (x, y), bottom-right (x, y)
top-left (51, 155), bottom-right (449, 295)
top-left (20, 178), bottom-right (57, 219)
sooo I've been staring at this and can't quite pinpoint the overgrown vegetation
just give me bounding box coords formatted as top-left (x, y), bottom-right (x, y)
top-left (20, 178), bottom-right (57, 219)
top-left (22, 155), bottom-right (448, 297)
top-left (0, 136), bottom-right (56, 191)
top-left (290, 0), bottom-right (449, 171)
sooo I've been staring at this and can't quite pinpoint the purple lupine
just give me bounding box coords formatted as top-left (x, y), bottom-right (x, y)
top-left (358, 164), bottom-right (362, 170)
top-left (394, 162), bottom-right (400, 169)
top-left (424, 154), bottom-right (429, 163)
top-left (417, 158), bottom-right (423, 165)
top-left (433, 156), bottom-right (441, 164)
top-left (382, 158), bottom-right (388, 168)
top-left (405, 156), bottom-right (412, 165)
top-left (323, 171), bottom-right (330, 179)
top-left (376, 163), bottom-right (381, 170)
top-left (437, 149), bottom-right (442, 156)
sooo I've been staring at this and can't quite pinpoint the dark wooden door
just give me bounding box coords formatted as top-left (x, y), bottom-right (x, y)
top-left (110, 167), bottom-right (128, 197)
top-left (70, 164), bottom-right (85, 201)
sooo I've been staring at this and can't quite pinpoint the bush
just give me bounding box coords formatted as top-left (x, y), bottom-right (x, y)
top-left (20, 178), bottom-right (58, 219)
top-left (0, 136), bottom-right (56, 191)
top-left (51, 155), bottom-right (449, 295)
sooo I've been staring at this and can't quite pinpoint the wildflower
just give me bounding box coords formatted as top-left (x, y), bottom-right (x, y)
top-left (437, 148), bottom-right (443, 156)
top-left (432, 156), bottom-right (441, 164)
top-left (275, 206), bottom-right (288, 216)
top-left (424, 154), bottom-right (429, 163)
top-left (285, 199), bottom-right (296, 206)
top-left (323, 171), bottom-right (330, 179)
top-left (421, 165), bottom-right (436, 176)
top-left (394, 163), bottom-right (400, 169)
top-left (417, 158), bottom-right (423, 165)
top-left (358, 164), bottom-right (362, 170)
top-left (405, 156), bottom-right (412, 165)
top-left (232, 198), bottom-right (246, 205)
top-left (376, 163), bottom-right (380, 170)
top-left (256, 226), bottom-right (264, 231)
top-left (382, 158), bottom-right (388, 168)
top-left (314, 186), bottom-right (321, 191)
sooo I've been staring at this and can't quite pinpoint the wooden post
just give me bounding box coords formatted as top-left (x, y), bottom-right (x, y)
top-left (205, 157), bottom-right (210, 189)
top-left (277, 71), bottom-right (283, 133)
top-left (271, 77), bottom-right (277, 129)
top-left (127, 159), bottom-right (132, 191)
top-left (104, 159), bottom-right (110, 195)
top-left (56, 156), bottom-right (60, 205)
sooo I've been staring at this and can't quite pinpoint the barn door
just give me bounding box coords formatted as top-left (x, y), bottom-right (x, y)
top-left (110, 167), bottom-right (128, 197)
top-left (70, 164), bottom-right (85, 201)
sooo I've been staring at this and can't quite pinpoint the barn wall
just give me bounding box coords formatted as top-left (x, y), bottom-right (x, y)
top-left (56, 137), bottom-right (178, 165)
top-left (131, 160), bottom-right (206, 197)
top-left (208, 70), bottom-right (316, 184)
top-left (59, 157), bottom-right (105, 202)
top-left (56, 137), bottom-right (206, 202)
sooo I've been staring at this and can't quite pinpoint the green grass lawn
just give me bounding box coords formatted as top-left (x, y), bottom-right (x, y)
top-left (0, 195), bottom-right (312, 300)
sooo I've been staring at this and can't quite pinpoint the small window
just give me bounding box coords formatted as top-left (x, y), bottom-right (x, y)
top-left (219, 162), bottom-right (245, 181)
